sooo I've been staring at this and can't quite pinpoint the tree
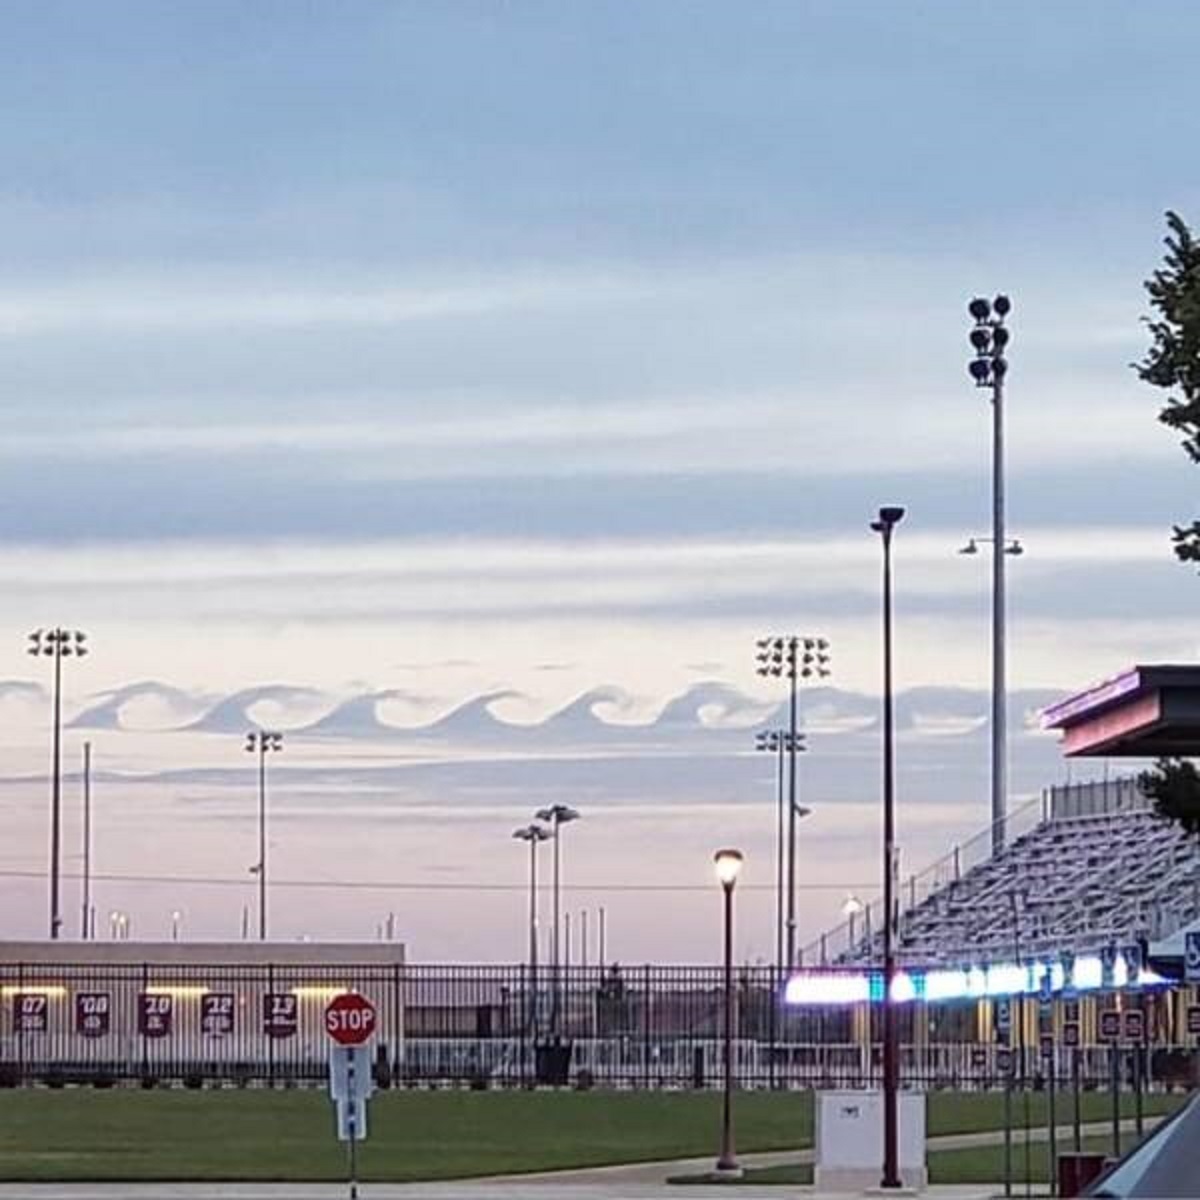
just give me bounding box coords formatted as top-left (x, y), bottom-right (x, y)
top-left (1136, 213), bottom-right (1200, 836)
top-left (1136, 210), bottom-right (1200, 564)
top-left (1138, 758), bottom-right (1200, 837)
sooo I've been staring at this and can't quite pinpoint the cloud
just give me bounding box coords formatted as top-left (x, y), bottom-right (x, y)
top-left (183, 685), bottom-right (329, 733)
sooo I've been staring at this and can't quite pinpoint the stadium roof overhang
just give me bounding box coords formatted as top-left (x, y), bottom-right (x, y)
top-left (1041, 664), bottom-right (1200, 757)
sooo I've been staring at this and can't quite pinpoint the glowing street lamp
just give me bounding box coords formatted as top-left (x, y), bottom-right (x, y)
top-left (713, 848), bottom-right (744, 1178)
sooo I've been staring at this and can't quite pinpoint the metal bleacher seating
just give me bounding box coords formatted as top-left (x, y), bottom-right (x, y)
top-left (833, 779), bottom-right (1200, 968)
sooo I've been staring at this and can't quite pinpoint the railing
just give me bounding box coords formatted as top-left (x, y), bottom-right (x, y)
top-left (1, 961), bottom-right (1196, 1091)
top-left (802, 793), bottom-right (1047, 967)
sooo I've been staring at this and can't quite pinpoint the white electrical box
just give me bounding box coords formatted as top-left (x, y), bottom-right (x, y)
top-left (815, 1090), bottom-right (927, 1192)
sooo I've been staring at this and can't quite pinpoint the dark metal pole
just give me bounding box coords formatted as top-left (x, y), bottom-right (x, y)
top-left (50, 636), bottom-right (63, 940)
top-left (717, 879), bottom-right (738, 1173)
top-left (1110, 1036), bottom-right (1120, 1158)
top-left (81, 741), bottom-right (92, 940)
top-left (1080, 1041), bottom-right (1089, 1152)
top-left (553, 822), bottom-right (561, 1035)
top-left (528, 835), bottom-right (539, 977)
top-left (1004, 1047), bottom-right (1014, 1198)
top-left (876, 510), bottom-right (903, 1190)
top-left (529, 834), bottom-right (539, 1034)
top-left (786, 668), bottom-right (798, 968)
top-left (991, 368), bottom-right (1008, 854)
top-left (258, 743), bottom-right (267, 941)
top-left (776, 738), bottom-right (785, 973)
top-left (1047, 1032), bottom-right (1057, 1198)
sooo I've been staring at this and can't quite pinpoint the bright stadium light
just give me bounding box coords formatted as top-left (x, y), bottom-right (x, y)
top-left (754, 634), bottom-right (828, 968)
top-left (967, 294), bottom-right (1015, 856)
top-left (27, 626), bottom-right (90, 939)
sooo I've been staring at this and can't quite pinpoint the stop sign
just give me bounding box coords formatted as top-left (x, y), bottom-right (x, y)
top-left (324, 992), bottom-right (377, 1046)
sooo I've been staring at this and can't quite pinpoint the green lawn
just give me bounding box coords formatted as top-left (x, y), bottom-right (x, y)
top-left (0, 1089), bottom-right (808, 1182)
top-left (930, 1133), bottom-right (1139, 1185)
top-left (924, 1089), bottom-right (1181, 1137)
top-left (0, 1088), bottom-right (1187, 1182)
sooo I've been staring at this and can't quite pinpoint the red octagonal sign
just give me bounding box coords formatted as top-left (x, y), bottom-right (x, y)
top-left (324, 992), bottom-right (377, 1046)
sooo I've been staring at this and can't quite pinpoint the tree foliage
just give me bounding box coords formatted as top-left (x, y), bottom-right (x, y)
top-left (1139, 757), bottom-right (1200, 839)
top-left (1136, 211), bottom-right (1200, 564)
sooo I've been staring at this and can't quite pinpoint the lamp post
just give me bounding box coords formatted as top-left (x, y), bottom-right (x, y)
top-left (870, 504), bottom-right (905, 1191)
top-left (755, 636), bottom-right (829, 966)
top-left (513, 823), bottom-right (550, 1032)
top-left (27, 628), bottom-right (88, 940)
top-left (713, 847), bottom-right (745, 1178)
top-left (968, 294), bottom-right (1013, 853)
top-left (245, 730), bottom-right (283, 941)
top-left (843, 894), bottom-right (865, 956)
top-left (534, 803), bottom-right (580, 1034)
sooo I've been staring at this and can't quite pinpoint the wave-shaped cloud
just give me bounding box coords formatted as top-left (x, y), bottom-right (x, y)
top-left (53, 676), bottom-right (1070, 747)
top-left (68, 680), bottom-right (207, 731)
top-left (182, 684), bottom-right (327, 733)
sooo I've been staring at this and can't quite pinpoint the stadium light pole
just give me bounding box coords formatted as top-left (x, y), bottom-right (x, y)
top-left (534, 803), bottom-right (580, 1034)
top-left (968, 295), bottom-right (1013, 855)
top-left (755, 728), bottom-right (803, 973)
top-left (81, 741), bottom-right (93, 940)
top-left (871, 504), bottom-right (905, 1191)
top-left (27, 628), bottom-right (88, 940)
top-left (713, 847), bottom-right (745, 1178)
top-left (755, 636), bottom-right (828, 966)
top-left (245, 730), bottom-right (283, 941)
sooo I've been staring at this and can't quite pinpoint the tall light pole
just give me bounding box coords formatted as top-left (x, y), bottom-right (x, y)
top-left (535, 803), bottom-right (580, 1033)
top-left (513, 823), bottom-right (550, 1032)
top-left (755, 636), bottom-right (828, 966)
top-left (871, 504), bottom-right (905, 1190)
top-left (81, 741), bottom-right (93, 940)
top-left (28, 628), bottom-right (88, 940)
top-left (713, 847), bottom-right (745, 1179)
top-left (968, 294), bottom-right (1013, 853)
top-left (245, 729), bottom-right (283, 941)
top-left (754, 729), bottom-right (808, 974)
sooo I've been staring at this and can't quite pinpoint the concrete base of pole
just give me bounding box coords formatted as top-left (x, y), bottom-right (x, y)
top-left (710, 1160), bottom-right (744, 1180)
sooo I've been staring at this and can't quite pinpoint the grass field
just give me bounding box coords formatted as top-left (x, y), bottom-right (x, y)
top-left (0, 1088), bottom-right (1185, 1182)
top-left (0, 1090), bottom-right (806, 1182)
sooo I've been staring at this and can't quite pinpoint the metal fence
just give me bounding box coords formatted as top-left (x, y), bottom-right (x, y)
top-left (1, 961), bottom-right (1196, 1091)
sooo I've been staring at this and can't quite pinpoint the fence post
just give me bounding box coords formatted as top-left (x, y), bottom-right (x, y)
top-left (642, 964), bottom-right (651, 1088)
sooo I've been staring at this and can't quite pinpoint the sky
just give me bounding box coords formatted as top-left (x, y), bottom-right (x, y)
top-left (0, 1), bottom-right (1197, 962)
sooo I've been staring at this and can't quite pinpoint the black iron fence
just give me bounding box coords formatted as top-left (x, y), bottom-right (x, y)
top-left (1, 961), bottom-right (1196, 1091)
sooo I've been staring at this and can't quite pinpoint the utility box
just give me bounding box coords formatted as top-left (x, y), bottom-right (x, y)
top-left (815, 1090), bottom-right (927, 1192)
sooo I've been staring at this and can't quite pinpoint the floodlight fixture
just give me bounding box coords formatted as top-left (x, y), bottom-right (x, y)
top-left (968, 297), bottom-right (991, 321)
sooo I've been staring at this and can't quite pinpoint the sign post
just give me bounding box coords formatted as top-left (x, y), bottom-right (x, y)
top-left (1099, 1008), bottom-right (1121, 1158)
top-left (1185, 931), bottom-right (1200, 983)
top-left (325, 993), bottom-right (378, 1200)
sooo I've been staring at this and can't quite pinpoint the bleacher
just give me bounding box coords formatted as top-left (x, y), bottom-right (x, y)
top-left (832, 778), bottom-right (1200, 967)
